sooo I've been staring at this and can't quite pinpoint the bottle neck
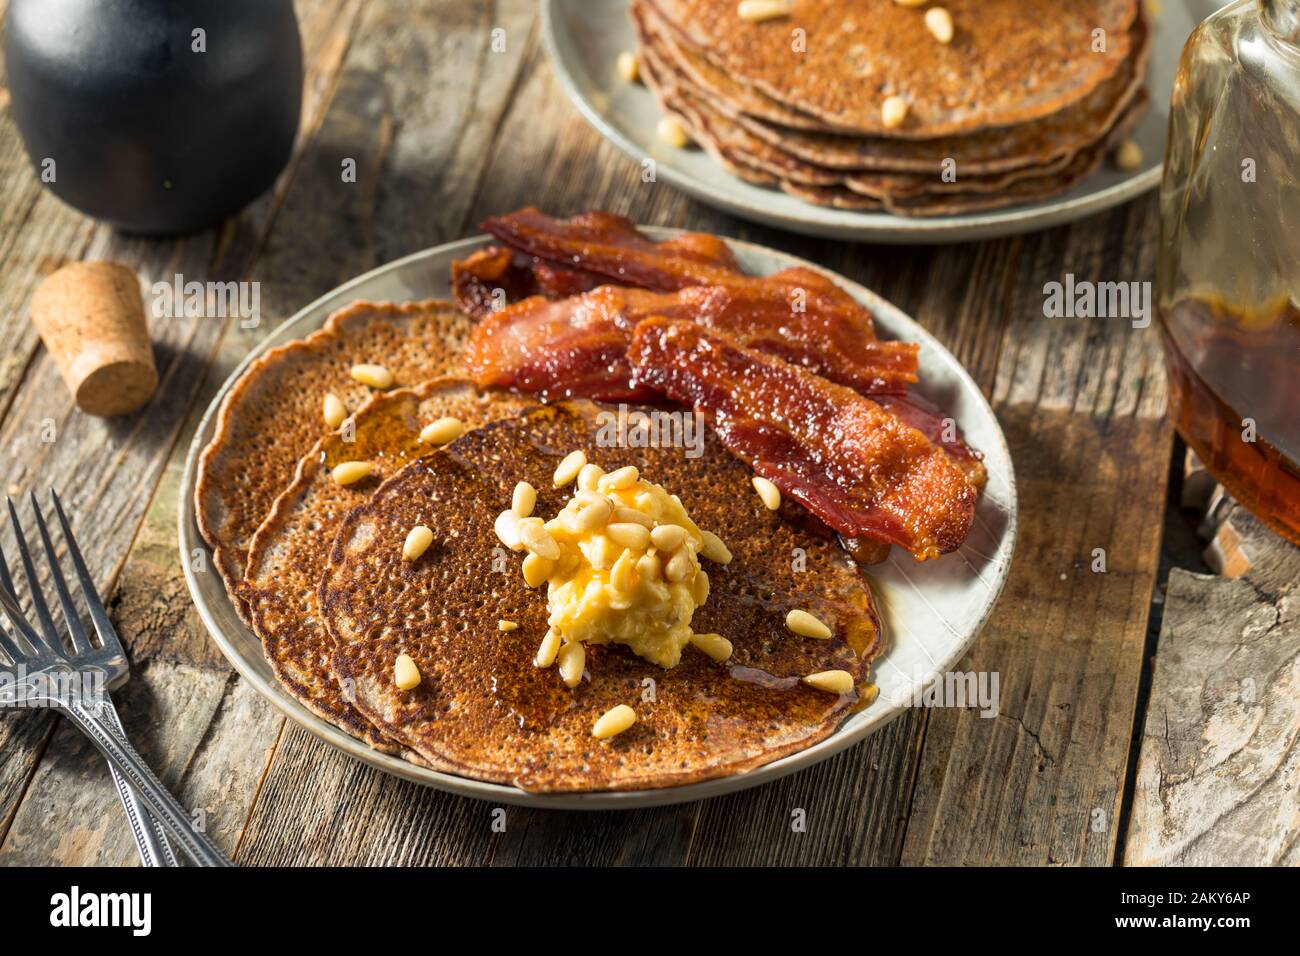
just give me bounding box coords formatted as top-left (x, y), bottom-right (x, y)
top-left (1260, 0), bottom-right (1300, 43)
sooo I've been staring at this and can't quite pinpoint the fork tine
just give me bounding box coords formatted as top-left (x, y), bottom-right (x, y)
top-left (29, 492), bottom-right (92, 656)
top-left (5, 496), bottom-right (63, 653)
top-left (0, 576), bottom-right (44, 657)
top-left (49, 491), bottom-right (123, 656)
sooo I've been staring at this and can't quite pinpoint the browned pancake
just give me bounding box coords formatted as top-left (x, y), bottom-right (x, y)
top-left (646, 0), bottom-right (1139, 137)
top-left (321, 402), bottom-right (885, 792)
top-left (635, 0), bottom-right (1151, 174)
top-left (242, 378), bottom-right (534, 751)
top-left (195, 300), bottom-right (471, 620)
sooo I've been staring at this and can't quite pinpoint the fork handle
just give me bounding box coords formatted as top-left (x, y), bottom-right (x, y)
top-left (102, 700), bottom-right (179, 867)
top-left (60, 698), bottom-right (233, 867)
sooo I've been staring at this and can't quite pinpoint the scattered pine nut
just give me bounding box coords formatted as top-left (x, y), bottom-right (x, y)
top-left (612, 506), bottom-right (654, 528)
top-left (350, 363), bottom-right (394, 389)
top-left (664, 548), bottom-right (694, 582)
top-left (522, 551), bottom-right (555, 588)
top-left (599, 465), bottom-right (640, 491)
top-left (699, 529), bottom-right (733, 565)
top-left (512, 480), bottom-right (537, 518)
top-left (610, 548), bottom-right (639, 593)
top-left (737, 0), bottom-right (790, 22)
top-left (925, 7), bottom-right (954, 44)
top-left (617, 50), bottom-right (640, 83)
top-left (534, 629), bottom-right (562, 667)
top-left (576, 462), bottom-right (605, 492)
top-left (692, 569), bottom-right (710, 604)
top-left (803, 670), bottom-right (854, 695)
top-left (402, 525), bottom-right (433, 561)
top-left (519, 519), bottom-right (560, 561)
top-left (690, 632), bottom-right (733, 662)
top-left (554, 450), bottom-right (587, 488)
top-left (657, 115), bottom-right (690, 149)
top-left (495, 508), bottom-right (524, 550)
top-left (1113, 139), bottom-right (1143, 171)
top-left (650, 523), bottom-right (688, 551)
top-left (593, 704), bottom-right (637, 739)
top-left (331, 460), bottom-right (374, 486)
top-left (786, 608), bottom-right (832, 639)
top-left (558, 640), bottom-right (586, 688)
top-left (606, 521), bottom-right (651, 550)
top-left (882, 95), bottom-right (909, 130)
top-left (498, 619), bottom-right (519, 632)
top-left (394, 653), bottom-right (421, 690)
top-left (322, 392), bottom-right (346, 428)
top-left (752, 475), bottom-right (781, 510)
top-left (419, 416), bottom-right (464, 446)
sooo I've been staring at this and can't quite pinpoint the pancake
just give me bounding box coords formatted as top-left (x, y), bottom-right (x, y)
top-left (321, 402), bottom-right (885, 792)
top-left (635, 0), bottom-right (1150, 174)
top-left (195, 300), bottom-right (471, 619)
top-left (242, 378), bottom-right (534, 751)
top-left (646, 0), bottom-right (1139, 137)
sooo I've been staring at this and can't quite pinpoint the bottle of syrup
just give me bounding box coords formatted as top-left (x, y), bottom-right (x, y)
top-left (1158, 0), bottom-right (1300, 545)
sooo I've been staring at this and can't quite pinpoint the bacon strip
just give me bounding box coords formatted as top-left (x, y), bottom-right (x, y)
top-left (464, 283), bottom-right (919, 400)
top-left (451, 246), bottom-right (604, 321)
top-left (628, 319), bottom-right (977, 560)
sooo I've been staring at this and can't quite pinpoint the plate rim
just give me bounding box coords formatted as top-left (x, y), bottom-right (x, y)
top-left (179, 229), bottom-right (1018, 809)
top-left (539, 0), bottom-right (1163, 244)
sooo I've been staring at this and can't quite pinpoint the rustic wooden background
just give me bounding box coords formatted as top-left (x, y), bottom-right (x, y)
top-left (1, 0), bottom-right (1295, 866)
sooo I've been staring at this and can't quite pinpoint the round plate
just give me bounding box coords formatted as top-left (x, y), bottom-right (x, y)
top-left (542, 0), bottom-right (1219, 243)
top-left (179, 230), bottom-right (1017, 808)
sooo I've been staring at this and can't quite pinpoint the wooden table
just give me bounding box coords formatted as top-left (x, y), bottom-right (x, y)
top-left (1, 0), bottom-right (1296, 867)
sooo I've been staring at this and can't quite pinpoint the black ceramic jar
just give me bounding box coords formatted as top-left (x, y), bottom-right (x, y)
top-left (5, 0), bottom-right (303, 235)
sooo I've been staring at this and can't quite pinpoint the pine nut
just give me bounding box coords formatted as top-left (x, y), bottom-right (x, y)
top-left (802, 669), bottom-right (854, 694)
top-left (882, 95), bottom-right (909, 130)
top-left (589, 533), bottom-right (621, 571)
top-left (350, 363), bottom-right (394, 389)
top-left (518, 519), bottom-right (560, 561)
top-left (418, 416), bottom-right (464, 446)
top-left (657, 116), bottom-right (690, 149)
top-left (606, 522), bottom-right (651, 550)
top-left (752, 475), bottom-right (781, 510)
top-left (617, 50), bottom-right (640, 83)
top-left (495, 509), bottom-right (524, 550)
top-left (331, 460), bottom-right (373, 486)
top-left (576, 462), bottom-right (605, 492)
top-left (394, 653), bottom-right (421, 690)
top-left (599, 465), bottom-right (640, 491)
top-left (403, 525), bottom-right (433, 561)
top-left (650, 523), bottom-right (687, 551)
top-left (534, 629), bottom-right (562, 667)
top-left (665, 548), bottom-right (694, 582)
top-left (893, 0), bottom-right (925, 6)
top-left (690, 632), bottom-right (732, 662)
top-left (522, 551), bottom-right (555, 587)
top-left (592, 703), bottom-right (637, 739)
top-left (786, 608), bottom-right (832, 639)
top-left (692, 569), bottom-right (710, 605)
top-left (636, 550), bottom-right (662, 582)
top-left (558, 640), bottom-right (585, 687)
top-left (612, 506), bottom-right (654, 528)
top-left (575, 497), bottom-right (614, 532)
top-left (498, 619), bottom-right (519, 632)
top-left (737, 0), bottom-right (790, 22)
top-left (1114, 139), bottom-right (1143, 171)
top-left (610, 548), bottom-right (639, 593)
top-left (554, 450), bottom-right (587, 487)
top-left (699, 529), bottom-right (732, 565)
top-left (925, 7), bottom-right (954, 43)
top-left (512, 480), bottom-right (537, 517)
top-left (322, 392), bottom-right (346, 428)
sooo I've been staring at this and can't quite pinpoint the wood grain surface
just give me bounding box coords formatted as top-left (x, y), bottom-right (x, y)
top-left (0, 0), bottom-right (1290, 867)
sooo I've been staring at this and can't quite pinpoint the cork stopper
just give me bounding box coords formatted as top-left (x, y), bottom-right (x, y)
top-left (29, 262), bottom-right (158, 417)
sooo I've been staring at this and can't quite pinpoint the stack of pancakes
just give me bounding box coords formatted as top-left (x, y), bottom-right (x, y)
top-left (631, 0), bottom-right (1151, 215)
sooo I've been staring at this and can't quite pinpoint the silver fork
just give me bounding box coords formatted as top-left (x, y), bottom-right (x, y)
top-left (0, 491), bottom-right (230, 867)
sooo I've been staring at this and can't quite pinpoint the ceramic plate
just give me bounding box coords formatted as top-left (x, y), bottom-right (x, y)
top-left (179, 231), bottom-right (1018, 808)
top-left (542, 0), bottom-right (1222, 243)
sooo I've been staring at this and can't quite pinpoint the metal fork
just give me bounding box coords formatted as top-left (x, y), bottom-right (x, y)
top-left (0, 491), bottom-right (230, 867)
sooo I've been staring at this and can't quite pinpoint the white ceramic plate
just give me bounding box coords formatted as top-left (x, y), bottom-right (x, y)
top-left (542, 0), bottom-right (1222, 243)
top-left (179, 231), bottom-right (1018, 808)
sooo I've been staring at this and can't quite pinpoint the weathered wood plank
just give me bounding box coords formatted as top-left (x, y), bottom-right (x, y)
top-left (1124, 502), bottom-right (1300, 866)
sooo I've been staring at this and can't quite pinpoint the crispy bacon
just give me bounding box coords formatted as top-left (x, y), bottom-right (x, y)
top-left (451, 246), bottom-right (604, 321)
top-left (877, 392), bottom-right (987, 490)
top-left (464, 283), bottom-right (919, 400)
top-left (628, 319), bottom-right (977, 560)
